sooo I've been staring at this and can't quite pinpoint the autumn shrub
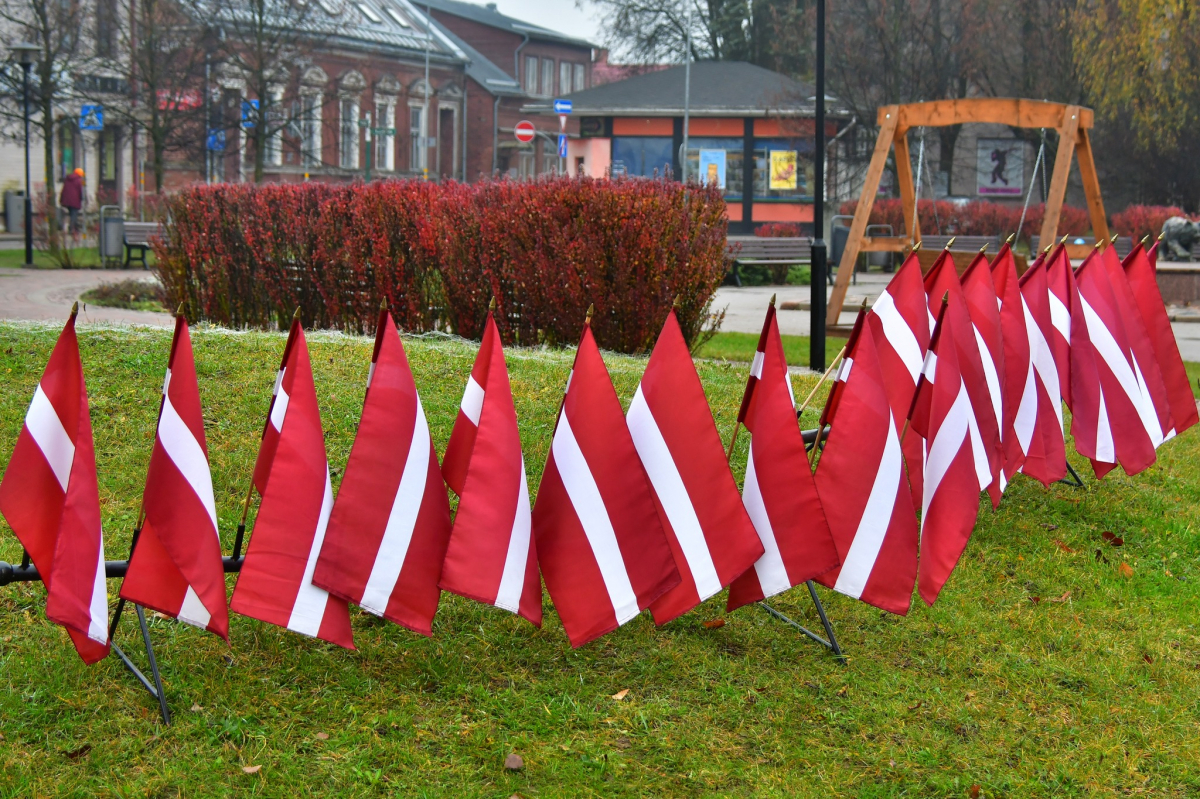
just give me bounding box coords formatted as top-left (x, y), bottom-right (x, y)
top-left (155, 177), bottom-right (729, 354)
top-left (754, 222), bottom-right (803, 237)
top-left (1111, 205), bottom-right (1190, 241)
top-left (837, 198), bottom-right (1093, 243)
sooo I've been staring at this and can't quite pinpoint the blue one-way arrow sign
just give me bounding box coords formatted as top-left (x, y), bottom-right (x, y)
top-left (553, 99), bottom-right (572, 114)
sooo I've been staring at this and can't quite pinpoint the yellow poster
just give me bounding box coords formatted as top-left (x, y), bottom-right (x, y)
top-left (769, 150), bottom-right (797, 190)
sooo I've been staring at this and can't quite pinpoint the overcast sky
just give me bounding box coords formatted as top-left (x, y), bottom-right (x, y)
top-left (483, 0), bottom-right (606, 47)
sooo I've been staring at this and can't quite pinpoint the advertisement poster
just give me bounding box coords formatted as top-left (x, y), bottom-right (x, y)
top-left (698, 149), bottom-right (726, 189)
top-left (976, 138), bottom-right (1024, 196)
top-left (769, 150), bottom-right (797, 190)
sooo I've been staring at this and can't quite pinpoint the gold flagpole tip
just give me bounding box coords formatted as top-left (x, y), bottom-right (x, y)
top-left (1159, 231), bottom-right (1166, 241)
top-left (380, 296), bottom-right (388, 311)
top-left (585, 303), bottom-right (594, 325)
top-left (1093, 238), bottom-right (1103, 250)
top-left (860, 296), bottom-right (869, 310)
top-left (1060, 235), bottom-right (1069, 245)
top-left (942, 290), bottom-right (949, 305)
top-left (979, 243), bottom-right (988, 254)
top-left (912, 240), bottom-right (922, 252)
top-left (70, 301), bottom-right (78, 317)
top-left (1110, 233), bottom-right (1119, 244)
top-left (292, 306), bottom-right (301, 320)
top-left (489, 296), bottom-right (497, 312)
top-left (769, 293), bottom-right (777, 307)
top-left (1141, 234), bottom-right (1151, 246)
top-left (1042, 245), bottom-right (1052, 254)
top-left (1005, 233), bottom-right (1015, 245)
top-left (672, 294), bottom-right (681, 310)
top-left (176, 302), bottom-right (185, 317)
top-left (944, 236), bottom-right (956, 250)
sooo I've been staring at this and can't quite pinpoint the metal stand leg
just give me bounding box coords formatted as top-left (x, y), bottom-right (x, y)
top-left (759, 580), bottom-right (846, 663)
top-left (1058, 461), bottom-right (1084, 488)
top-left (111, 605), bottom-right (171, 725)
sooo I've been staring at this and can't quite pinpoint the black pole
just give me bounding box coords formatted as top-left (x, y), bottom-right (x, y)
top-left (809, 0), bottom-right (827, 372)
top-left (22, 61), bottom-right (33, 268)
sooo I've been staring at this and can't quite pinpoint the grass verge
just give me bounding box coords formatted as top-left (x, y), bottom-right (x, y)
top-left (79, 278), bottom-right (168, 313)
top-left (696, 330), bottom-right (847, 369)
top-left (0, 322), bottom-right (1199, 796)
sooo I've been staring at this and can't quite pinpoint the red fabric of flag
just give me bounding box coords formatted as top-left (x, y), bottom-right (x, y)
top-left (727, 304), bottom-right (839, 611)
top-left (230, 320), bottom-right (354, 648)
top-left (311, 310), bottom-right (453, 636)
top-left (438, 312), bottom-right (541, 626)
top-left (532, 324), bottom-right (681, 647)
top-left (627, 310), bottom-right (764, 625)
top-left (0, 311), bottom-right (109, 662)
top-left (989, 244), bottom-right (1031, 486)
top-left (1015, 257), bottom-right (1067, 486)
top-left (120, 316), bottom-right (229, 640)
top-left (814, 307), bottom-right (918, 615)
top-left (961, 252), bottom-right (1008, 504)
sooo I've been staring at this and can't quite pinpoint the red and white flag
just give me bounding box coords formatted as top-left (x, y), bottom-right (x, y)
top-left (1128, 242), bottom-right (1198, 436)
top-left (311, 309), bottom-right (453, 636)
top-left (0, 310), bottom-right (109, 662)
top-left (120, 315), bottom-right (229, 640)
top-left (909, 297), bottom-right (991, 605)
top-left (1015, 257), bottom-right (1067, 486)
top-left (813, 307), bottom-right (918, 615)
top-left (532, 322), bottom-right (681, 647)
top-left (961, 251), bottom-right (1008, 501)
top-left (726, 303), bottom-right (840, 611)
top-left (437, 311), bottom-right (540, 626)
top-left (229, 320), bottom-right (354, 648)
top-left (924, 251), bottom-right (1003, 507)
top-left (989, 243), bottom-right (1031, 484)
top-left (866, 253), bottom-right (930, 507)
top-left (627, 309), bottom-right (764, 625)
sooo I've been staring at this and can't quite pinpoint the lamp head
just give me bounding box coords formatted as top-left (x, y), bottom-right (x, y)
top-left (11, 42), bottom-right (38, 67)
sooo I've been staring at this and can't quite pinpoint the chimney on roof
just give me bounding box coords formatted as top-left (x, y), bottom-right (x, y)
top-left (486, 2), bottom-right (497, 9)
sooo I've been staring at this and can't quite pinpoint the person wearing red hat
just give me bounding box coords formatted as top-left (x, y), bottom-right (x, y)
top-left (59, 168), bottom-right (84, 246)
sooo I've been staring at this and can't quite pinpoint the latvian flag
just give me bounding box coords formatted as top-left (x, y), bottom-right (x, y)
top-left (1015, 254), bottom-right (1067, 486)
top-left (814, 305), bottom-right (918, 615)
top-left (120, 314), bottom-right (229, 640)
top-left (989, 243), bottom-right (1032, 486)
top-left (438, 310), bottom-right (541, 626)
top-left (312, 308), bottom-right (453, 636)
top-left (627, 308), bottom-right (763, 625)
top-left (0, 309), bottom-right (109, 662)
top-left (230, 318), bottom-right (354, 648)
top-left (726, 301), bottom-right (840, 611)
top-left (532, 321), bottom-right (681, 647)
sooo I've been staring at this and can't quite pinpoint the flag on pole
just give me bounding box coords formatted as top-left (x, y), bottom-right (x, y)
top-left (1015, 256), bottom-right (1067, 486)
top-left (909, 297), bottom-right (990, 605)
top-left (627, 309), bottom-right (764, 625)
top-left (961, 251), bottom-right (1008, 502)
top-left (1127, 242), bottom-right (1198, 436)
top-left (250, 320), bottom-right (301, 495)
top-left (311, 309), bottom-right (453, 636)
top-left (120, 315), bottom-right (229, 640)
top-left (230, 319), bottom-right (354, 648)
top-left (813, 307), bottom-right (918, 615)
top-left (437, 311), bottom-right (540, 626)
top-left (865, 253), bottom-right (930, 507)
top-left (924, 251), bottom-right (1003, 508)
top-left (0, 309), bottom-right (109, 662)
top-left (726, 303), bottom-right (839, 611)
top-left (989, 243), bottom-right (1031, 485)
top-left (532, 321), bottom-right (681, 647)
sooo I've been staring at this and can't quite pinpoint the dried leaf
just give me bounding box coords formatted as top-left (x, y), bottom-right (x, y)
top-left (703, 618), bottom-right (726, 629)
top-left (907, 700), bottom-right (924, 711)
top-left (1029, 596), bottom-right (1041, 604)
top-left (611, 689), bottom-right (630, 701)
top-left (1044, 524), bottom-right (1059, 531)
top-left (969, 785), bottom-right (981, 799)
top-left (836, 685), bottom-right (848, 697)
top-left (616, 737), bottom-right (631, 750)
top-left (1119, 562), bottom-right (1134, 578)
top-left (65, 744), bottom-right (91, 760)
top-left (504, 753), bottom-right (524, 770)
top-left (1143, 654), bottom-right (1153, 664)
top-left (1052, 539), bottom-right (1076, 553)
top-left (242, 765), bottom-right (262, 775)
top-left (1102, 531), bottom-right (1124, 547)
top-left (1095, 549), bottom-right (1108, 563)
top-left (190, 703), bottom-right (203, 712)
top-left (315, 732), bottom-right (329, 740)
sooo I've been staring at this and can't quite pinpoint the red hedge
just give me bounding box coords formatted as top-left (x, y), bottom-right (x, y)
top-left (1111, 205), bottom-right (1190, 241)
top-left (754, 222), bottom-right (803, 238)
top-left (154, 178), bottom-right (729, 354)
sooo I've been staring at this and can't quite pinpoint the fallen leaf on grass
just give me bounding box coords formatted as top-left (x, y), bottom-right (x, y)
top-left (315, 732), bottom-right (329, 740)
top-left (703, 618), bottom-right (726, 629)
top-left (969, 785), bottom-right (981, 799)
top-left (190, 704), bottom-right (203, 712)
top-left (1143, 654), bottom-right (1153, 664)
top-left (836, 685), bottom-right (848, 697)
top-left (1119, 562), bottom-right (1134, 578)
top-left (907, 700), bottom-right (924, 711)
top-left (65, 744), bottom-right (91, 760)
top-left (504, 753), bottom-right (524, 771)
top-left (1101, 531), bottom-right (1124, 547)
top-left (242, 765), bottom-right (261, 775)
top-left (1029, 596), bottom-right (1041, 605)
top-left (1044, 524), bottom-right (1059, 531)
top-left (1052, 539), bottom-right (1076, 553)
top-left (616, 737), bottom-right (631, 750)
top-left (611, 689), bottom-right (630, 701)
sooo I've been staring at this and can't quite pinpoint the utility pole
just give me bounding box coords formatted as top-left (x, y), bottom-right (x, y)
top-left (681, 0), bottom-right (691, 182)
top-left (423, 3), bottom-right (431, 181)
top-left (810, 0), bottom-right (827, 372)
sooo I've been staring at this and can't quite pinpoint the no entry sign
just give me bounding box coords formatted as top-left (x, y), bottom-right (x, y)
top-left (514, 120), bottom-right (536, 143)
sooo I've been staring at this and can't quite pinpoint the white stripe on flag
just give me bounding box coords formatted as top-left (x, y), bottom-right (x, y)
top-left (178, 585), bottom-right (212, 630)
top-left (922, 380), bottom-right (972, 521)
top-left (836, 357), bottom-right (854, 384)
top-left (1095, 388), bottom-right (1115, 464)
top-left (1024, 299), bottom-right (1064, 433)
top-left (25, 384), bottom-right (75, 491)
top-left (157, 392), bottom-right (219, 536)
top-left (1131, 356), bottom-right (1166, 447)
top-left (1014, 362), bottom-right (1038, 454)
top-left (1048, 292), bottom-right (1071, 343)
top-left (1079, 296), bottom-right (1163, 447)
top-left (552, 410), bottom-right (640, 624)
top-left (834, 411), bottom-right (903, 600)
top-left (86, 530), bottom-right (109, 644)
top-left (974, 324), bottom-right (1004, 438)
top-left (750, 351), bottom-right (765, 379)
top-left (460, 376), bottom-right (485, 425)
top-left (494, 458), bottom-right (532, 613)
top-left (920, 350), bottom-right (938, 384)
top-left (871, 291), bottom-right (924, 385)
top-left (286, 468), bottom-right (335, 637)
top-left (965, 399), bottom-right (991, 491)
top-left (269, 384), bottom-right (290, 432)
top-left (627, 387), bottom-right (721, 601)
top-left (366, 362), bottom-right (376, 388)
top-left (743, 441), bottom-right (791, 599)
top-left (360, 399), bottom-right (432, 616)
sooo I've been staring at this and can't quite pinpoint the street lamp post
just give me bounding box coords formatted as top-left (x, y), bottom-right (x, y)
top-left (810, 1), bottom-right (827, 372)
top-left (13, 43), bottom-right (38, 268)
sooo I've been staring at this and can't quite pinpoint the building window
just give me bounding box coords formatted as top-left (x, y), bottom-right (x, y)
top-left (410, 105), bottom-right (425, 170)
top-left (541, 58), bottom-right (555, 97)
top-left (524, 55), bottom-right (538, 94)
top-left (265, 88), bottom-right (284, 167)
top-left (340, 98), bottom-right (359, 169)
top-left (752, 138), bottom-right (814, 199)
top-left (95, 0), bottom-right (117, 58)
top-left (301, 94), bottom-right (322, 168)
top-left (573, 63), bottom-right (586, 92)
top-left (559, 62), bottom-right (572, 97)
top-left (611, 137), bottom-right (673, 178)
top-left (683, 137), bottom-right (744, 198)
top-left (375, 98), bottom-right (395, 171)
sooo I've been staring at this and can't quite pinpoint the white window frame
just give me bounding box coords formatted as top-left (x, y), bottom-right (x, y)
top-left (409, 103), bottom-right (426, 171)
top-left (375, 97), bottom-right (395, 171)
top-left (340, 97), bottom-right (360, 169)
top-left (524, 55), bottom-right (538, 94)
top-left (265, 86), bottom-right (284, 167)
top-left (301, 92), bottom-right (323, 169)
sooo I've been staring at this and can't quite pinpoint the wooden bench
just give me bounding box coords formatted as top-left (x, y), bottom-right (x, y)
top-left (124, 221), bottom-right (162, 268)
top-left (725, 236), bottom-right (812, 286)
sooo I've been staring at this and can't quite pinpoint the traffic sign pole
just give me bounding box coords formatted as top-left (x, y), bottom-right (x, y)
top-left (554, 100), bottom-right (572, 176)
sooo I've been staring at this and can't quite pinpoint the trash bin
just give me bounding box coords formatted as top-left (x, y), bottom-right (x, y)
top-left (100, 208), bottom-right (125, 263)
top-left (866, 224), bottom-right (895, 272)
top-left (4, 190), bottom-right (24, 234)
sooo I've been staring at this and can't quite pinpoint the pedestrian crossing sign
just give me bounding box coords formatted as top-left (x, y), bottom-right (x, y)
top-left (80, 105), bottom-right (104, 131)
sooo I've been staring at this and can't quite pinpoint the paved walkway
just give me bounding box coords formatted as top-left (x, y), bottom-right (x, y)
top-left (0, 267), bottom-right (172, 327)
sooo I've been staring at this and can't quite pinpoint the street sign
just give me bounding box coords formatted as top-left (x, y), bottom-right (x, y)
top-left (80, 105), bottom-right (103, 131)
top-left (241, 99), bottom-right (259, 129)
top-left (553, 99), bottom-right (572, 114)
top-left (206, 129), bottom-right (226, 152)
top-left (557, 133), bottom-right (567, 158)
top-left (559, 113), bottom-right (568, 131)
top-left (514, 120), bottom-right (536, 143)
top-left (373, 127), bottom-right (396, 135)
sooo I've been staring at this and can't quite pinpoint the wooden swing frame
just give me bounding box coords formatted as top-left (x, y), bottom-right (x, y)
top-left (827, 98), bottom-right (1109, 326)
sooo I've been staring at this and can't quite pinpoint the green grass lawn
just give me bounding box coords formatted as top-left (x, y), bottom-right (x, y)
top-left (696, 331), bottom-right (848, 370)
top-left (1, 322), bottom-right (1199, 796)
top-left (0, 246), bottom-right (156, 270)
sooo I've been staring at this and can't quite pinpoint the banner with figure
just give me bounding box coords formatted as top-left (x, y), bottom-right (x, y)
top-left (976, 139), bottom-right (1024, 196)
